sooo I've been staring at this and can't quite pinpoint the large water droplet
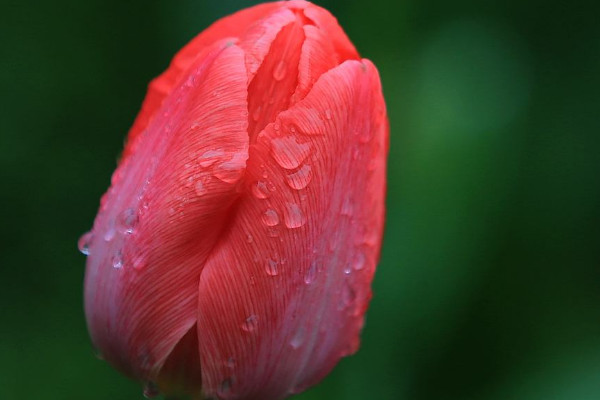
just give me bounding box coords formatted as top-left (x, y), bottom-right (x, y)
top-left (304, 261), bottom-right (318, 284)
top-left (78, 231), bottom-right (93, 256)
top-left (265, 258), bottom-right (279, 276)
top-left (283, 203), bottom-right (306, 229)
top-left (251, 181), bottom-right (270, 199)
top-left (242, 315), bottom-right (258, 332)
top-left (262, 209), bottom-right (280, 226)
top-left (117, 208), bottom-right (138, 234)
top-left (143, 382), bottom-right (159, 398)
top-left (290, 327), bottom-right (305, 349)
top-left (112, 251), bottom-right (123, 269)
top-left (273, 60), bottom-right (287, 81)
top-left (270, 136), bottom-right (311, 169)
top-left (285, 164), bottom-right (312, 190)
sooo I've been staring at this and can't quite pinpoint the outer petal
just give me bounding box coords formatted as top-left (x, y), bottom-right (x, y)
top-left (84, 41), bottom-right (249, 384)
top-left (196, 59), bottom-right (388, 399)
top-left (125, 2), bottom-right (280, 157)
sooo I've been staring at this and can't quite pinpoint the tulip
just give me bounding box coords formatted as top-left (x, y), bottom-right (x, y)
top-left (80, 1), bottom-right (388, 399)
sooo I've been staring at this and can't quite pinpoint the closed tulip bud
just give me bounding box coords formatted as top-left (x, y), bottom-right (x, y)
top-left (80, 1), bottom-right (388, 399)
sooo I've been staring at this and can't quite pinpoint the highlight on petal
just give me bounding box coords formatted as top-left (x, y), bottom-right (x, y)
top-left (196, 59), bottom-right (387, 400)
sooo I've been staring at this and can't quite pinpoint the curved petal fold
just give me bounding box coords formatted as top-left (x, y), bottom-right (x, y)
top-left (84, 41), bottom-right (249, 383)
top-left (196, 59), bottom-right (388, 400)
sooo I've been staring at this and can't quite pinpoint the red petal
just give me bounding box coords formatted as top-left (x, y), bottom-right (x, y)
top-left (196, 59), bottom-right (388, 399)
top-left (124, 2), bottom-right (280, 158)
top-left (84, 41), bottom-right (249, 383)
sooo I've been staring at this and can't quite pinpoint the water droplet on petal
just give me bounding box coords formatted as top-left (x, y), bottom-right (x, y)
top-left (143, 382), bottom-right (159, 398)
top-left (262, 209), bottom-right (279, 226)
top-left (78, 231), bottom-right (93, 255)
top-left (198, 149), bottom-right (225, 167)
top-left (251, 181), bottom-right (270, 199)
top-left (273, 60), bottom-right (287, 81)
top-left (252, 105), bottom-right (262, 122)
top-left (194, 178), bottom-right (207, 196)
top-left (283, 203), bottom-right (306, 229)
top-left (285, 164), bottom-right (312, 190)
top-left (341, 197), bottom-right (353, 216)
top-left (242, 315), bottom-right (258, 332)
top-left (270, 136), bottom-right (311, 169)
top-left (132, 254), bottom-right (146, 270)
top-left (117, 208), bottom-right (138, 234)
top-left (190, 121), bottom-right (201, 130)
top-left (218, 378), bottom-right (233, 398)
top-left (304, 261), bottom-right (318, 284)
top-left (226, 357), bottom-right (236, 369)
top-left (112, 251), bottom-right (123, 269)
top-left (343, 264), bottom-right (352, 275)
top-left (325, 109), bottom-right (332, 120)
top-left (342, 282), bottom-right (356, 308)
top-left (214, 152), bottom-right (246, 183)
top-left (265, 258), bottom-right (279, 276)
top-left (103, 225), bottom-right (116, 242)
top-left (246, 233), bottom-right (253, 243)
top-left (290, 327), bottom-right (305, 349)
top-left (353, 251), bottom-right (366, 271)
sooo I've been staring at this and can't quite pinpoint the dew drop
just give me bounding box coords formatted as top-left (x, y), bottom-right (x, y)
top-left (265, 258), bottom-right (279, 276)
top-left (270, 136), bottom-right (311, 170)
top-left (132, 254), bottom-right (146, 270)
top-left (285, 164), bottom-right (312, 190)
top-left (273, 60), bottom-right (287, 81)
top-left (78, 231), bottom-right (93, 256)
top-left (252, 105), bottom-right (262, 122)
top-left (226, 357), bottom-right (236, 369)
top-left (198, 149), bottom-right (225, 167)
top-left (111, 252), bottom-right (123, 269)
top-left (246, 233), bottom-right (253, 243)
top-left (117, 208), bottom-right (138, 234)
top-left (251, 181), bottom-right (270, 199)
top-left (283, 203), bottom-right (306, 229)
top-left (218, 378), bottom-right (233, 397)
top-left (214, 152), bottom-right (246, 183)
top-left (342, 282), bottom-right (356, 308)
top-left (325, 109), bottom-right (332, 120)
top-left (341, 197), bottom-right (354, 216)
top-left (194, 179), bottom-right (208, 196)
top-left (103, 226), bottom-right (116, 242)
top-left (190, 121), bottom-right (201, 130)
top-left (262, 209), bottom-right (280, 226)
top-left (343, 264), bottom-right (352, 275)
top-left (143, 382), bottom-right (159, 398)
top-left (304, 261), bottom-right (318, 285)
top-left (290, 327), bottom-right (305, 349)
top-left (353, 251), bottom-right (366, 271)
top-left (242, 315), bottom-right (258, 332)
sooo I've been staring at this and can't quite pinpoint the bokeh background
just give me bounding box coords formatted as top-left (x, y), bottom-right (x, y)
top-left (1, 0), bottom-right (599, 399)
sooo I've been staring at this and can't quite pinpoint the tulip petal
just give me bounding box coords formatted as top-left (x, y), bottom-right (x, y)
top-left (125, 2), bottom-right (281, 157)
top-left (84, 41), bottom-right (249, 383)
top-left (196, 59), bottom-right (387, 399)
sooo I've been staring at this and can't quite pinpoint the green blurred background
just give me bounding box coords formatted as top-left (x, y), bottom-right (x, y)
top-left (1, 0), bottom-right (599, 399)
